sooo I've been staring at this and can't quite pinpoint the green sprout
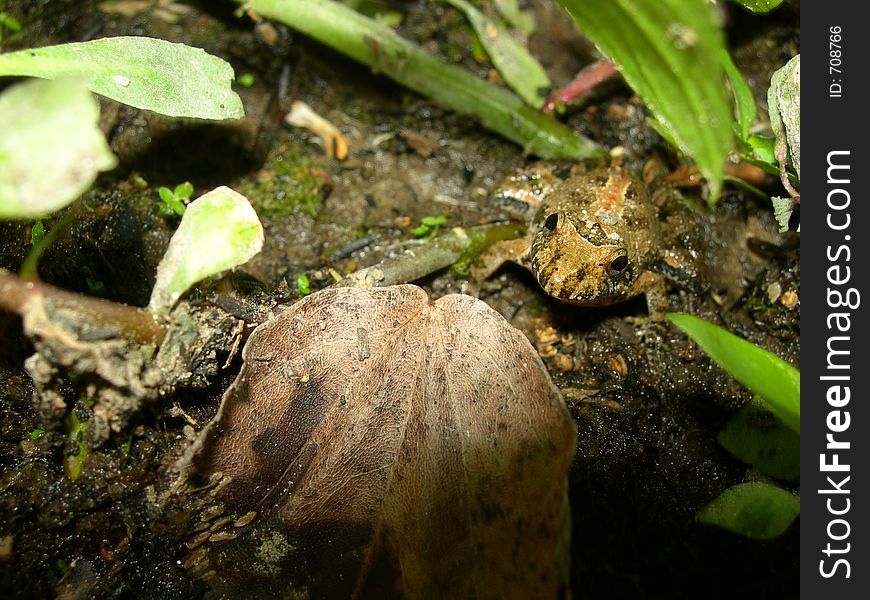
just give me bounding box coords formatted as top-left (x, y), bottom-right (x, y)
top-left (0, 11), bottom-right (21, 48)
top-left (236, 73), bottom-right (255, 87)
top-left (30, 428), bottom-right (44, 441)
top-left (30, 219), bottom-right (44, 245)
top-left (157, 181), bottom-right (193, 217)
top-left (296, 273), bottom-right (311, 296)
top-left (64, 407), bottom-right (89, 481)
top-left (412, 215), bottom-right (447, 238)
top-left (121, 432), bottom-right (133, 455)
top-left (85, 277), bottom-right (105, 294)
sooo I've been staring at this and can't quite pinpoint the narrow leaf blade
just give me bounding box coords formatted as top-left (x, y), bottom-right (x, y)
top-left (446, 0), bottom-right (550, 108)
top-left (668, 313), bottom-right (799, 433)
top-left (557, 0), bottom-right (733, 197)
top-left (722, 50), bottom-right (756, 141)
top-left (246, 0), bottom-right (603, 159)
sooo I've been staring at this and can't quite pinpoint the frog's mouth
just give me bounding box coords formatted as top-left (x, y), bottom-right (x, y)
top-left (538, 267), bottom-right (630, 305)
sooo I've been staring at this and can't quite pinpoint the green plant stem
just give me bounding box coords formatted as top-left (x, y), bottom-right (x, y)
top-left (19, 206), bottom-right (76, 279)
top-left (339, 223), bottom-right (522, 288)
top-left (0, 269), bottom-right (166, 345)
top-left (241, 0), bottom-right (603, 159)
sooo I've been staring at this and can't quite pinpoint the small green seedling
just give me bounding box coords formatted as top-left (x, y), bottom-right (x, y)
top-left (236, 73), bottom-right (255, 87)
top-left (0, 11), bottom-right (22, 47)
top-left (30, 219), bottom-right (44, 245)
top-left (296, 273), bottom-right (311, 296)
top-left (121, 432), bottom-right (133, 455)
top-left (30, 428), bottom-right (44, 441)
top-left (64, 407), bottom-right (89, 481)
top-left (412, 215), bottom-right (447, 238)
top-left (85, 277), bottom-right (105, 295)
top-left (158, 182), bottom-right (194, 217)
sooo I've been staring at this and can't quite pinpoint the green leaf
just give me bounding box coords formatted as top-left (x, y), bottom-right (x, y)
top-left (697, 482), bottom-right (799, 540)
top-left (0, 37), bottom-right (244, 120)
top-left (731, 0), bottom-right (785, 14)
top-left (717, 396), bottom-right (799, 481)
top-left (768, 55), bottom-right (800, 182)
top-left (0, 11), bottom-right (22, 33)
top-left (158, 186), bottom-right (175, 204)
top-left (168, 198), bottom-right (186, 216)
top-left (30, 220), bottom-right (45, 245)
top-left (236, 73), bottom-right (255, 88)
top-left (174, 181), bottom-right (194, 199)
top-left (747, 134), bottom-right (776, 165)
top-left (296, 273), bottom-right (311, 296)
top-left (557, 0), bottom-right (733, 198)
top-left (244, 0), bottom-right (603, 159)
top-left (722, 50), bottom-right (755, 141)
top-left (668, 313), bottom-right (799, 433)
top-left (445, 0), bottom-right (550, 108)
top-left (492, 0), bottom-right (536, 36)
top-left (148, 186), bottom-right (264, 314)
top-left (770, 196), bottom-right (795, 233)
top-left (0, 78), bottom-right (117, 219)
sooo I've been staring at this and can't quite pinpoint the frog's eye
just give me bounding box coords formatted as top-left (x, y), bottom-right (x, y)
top-left (543, 213), bottom-right (560, 231)
top-left (608, 253), bottom-right (629, 275)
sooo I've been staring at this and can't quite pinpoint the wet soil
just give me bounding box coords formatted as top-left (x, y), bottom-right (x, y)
top-left (0, 1), bottom-right (799, 598)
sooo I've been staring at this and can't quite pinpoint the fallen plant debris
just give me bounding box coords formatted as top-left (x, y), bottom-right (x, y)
top-left (175, 284), bottom-right (576, 597)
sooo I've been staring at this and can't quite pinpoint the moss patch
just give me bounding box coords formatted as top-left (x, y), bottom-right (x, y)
top-left (236, 141), bottom-right (330, 219)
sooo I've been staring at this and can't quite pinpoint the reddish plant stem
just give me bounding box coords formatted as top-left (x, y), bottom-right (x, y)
top-left (0, 270), bottom-right (166, 346)
top-left (542, 59), bottom-right (619, 114)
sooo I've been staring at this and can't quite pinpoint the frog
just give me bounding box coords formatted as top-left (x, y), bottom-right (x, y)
top-left (473, 161), bottom-right (702, 319)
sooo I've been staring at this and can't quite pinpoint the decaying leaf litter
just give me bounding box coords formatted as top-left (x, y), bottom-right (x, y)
top-left (0, 1), bottom-right (799, 599)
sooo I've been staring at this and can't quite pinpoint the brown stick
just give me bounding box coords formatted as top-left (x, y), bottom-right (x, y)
top-left (0, 270), bottom-right (166, 345)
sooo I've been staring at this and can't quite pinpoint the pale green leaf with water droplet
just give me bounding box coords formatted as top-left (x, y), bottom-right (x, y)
top-left (0, 37), bottom-right (244, 119)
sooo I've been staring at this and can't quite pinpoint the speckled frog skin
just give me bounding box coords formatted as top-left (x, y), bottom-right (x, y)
top-left (477, 163), bottom-right (700, 317)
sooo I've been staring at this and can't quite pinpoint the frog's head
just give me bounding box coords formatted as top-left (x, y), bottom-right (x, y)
top-left (528, 211), bottom-right (636, 305)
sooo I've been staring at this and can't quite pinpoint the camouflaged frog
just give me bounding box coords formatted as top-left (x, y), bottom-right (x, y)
top-left (474, 162), bottom-right (702, 319)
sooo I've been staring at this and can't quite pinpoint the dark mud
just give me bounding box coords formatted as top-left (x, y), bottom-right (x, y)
top-left (0, 1), bottom-right (799, 598)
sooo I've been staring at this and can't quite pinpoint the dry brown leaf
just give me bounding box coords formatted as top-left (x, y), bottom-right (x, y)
top-left (178, 284), bottom-right (576, 598)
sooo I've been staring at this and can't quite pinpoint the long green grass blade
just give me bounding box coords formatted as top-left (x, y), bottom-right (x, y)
top-left (245, 0), bottom-right (602, 159)
top-left (445, 0), bottom-right (550, 108)
top-left (556, 0), bottom-right (733, 198)
top-left (668, 313), bottom-right (799, 433)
